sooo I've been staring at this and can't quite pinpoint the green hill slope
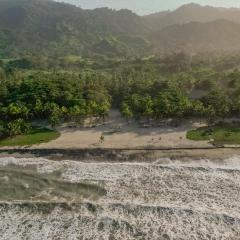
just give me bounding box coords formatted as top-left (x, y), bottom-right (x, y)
top-left (0, 0), bottom-right (150, 57)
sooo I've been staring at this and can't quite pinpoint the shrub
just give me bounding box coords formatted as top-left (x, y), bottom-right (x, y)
top-left (5, 119), bottom-right (31, 137)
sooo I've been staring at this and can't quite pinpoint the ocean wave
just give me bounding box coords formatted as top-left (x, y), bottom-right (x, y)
top-left (0, 156), bottom-right (240, 239)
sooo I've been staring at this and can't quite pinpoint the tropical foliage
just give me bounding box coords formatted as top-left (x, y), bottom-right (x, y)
top-left (1, 53), bottom-right (240, 137)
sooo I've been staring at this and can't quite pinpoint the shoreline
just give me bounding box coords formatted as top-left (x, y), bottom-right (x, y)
top-left (2, 112), bottom-right (240, 151)
top-left (1, 147), bottom-right (240, 162)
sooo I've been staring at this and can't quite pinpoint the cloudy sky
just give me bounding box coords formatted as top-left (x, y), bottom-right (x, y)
top-left (55, 0), bottom-right (240, 15)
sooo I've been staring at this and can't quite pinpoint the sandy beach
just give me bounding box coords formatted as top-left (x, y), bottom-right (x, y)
top-left (32, 110), bottom-right (211, 149)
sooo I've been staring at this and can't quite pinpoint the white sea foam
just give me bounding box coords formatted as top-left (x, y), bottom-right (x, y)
top-left (0, 156), bottom-right (240, 239)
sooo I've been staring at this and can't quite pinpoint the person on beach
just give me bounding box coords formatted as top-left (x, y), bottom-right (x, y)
top-left (100, 135), bottom-right (104, 143)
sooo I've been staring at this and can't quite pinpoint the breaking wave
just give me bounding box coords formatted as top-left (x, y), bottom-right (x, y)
top-left (0, 155), bottom-right (240, 239)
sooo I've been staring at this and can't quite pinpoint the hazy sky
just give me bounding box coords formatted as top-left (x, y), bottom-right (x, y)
top-left (56, 0), bottom-right (240, 15)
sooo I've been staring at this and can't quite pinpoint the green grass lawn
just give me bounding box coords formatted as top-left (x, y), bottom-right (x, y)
top-left (0, 126), bottom-right (60, 147)
top-left (187, 123), bottom-right (240, 145)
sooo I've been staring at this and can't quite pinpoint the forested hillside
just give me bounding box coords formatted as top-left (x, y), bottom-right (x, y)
top-left (2, 0), bottom-right (240, 57)
top-left (152, 20), bottom-right (240, 54)
top-left (2, 0), bottom-right (240, 138)
top-left (144, 3), bottom-right (240, 30)
top-left (0, 0), bottom-right (150, 57)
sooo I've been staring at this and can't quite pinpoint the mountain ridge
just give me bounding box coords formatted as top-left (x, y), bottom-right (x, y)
top-left (144, 3), bottom-right (240, 30)
top-left (1, 0), bottom-right (240, 57)
top-left (152, 19), bottom-right (240, 54)
top-left (0, 0), bottom-right (150, 57)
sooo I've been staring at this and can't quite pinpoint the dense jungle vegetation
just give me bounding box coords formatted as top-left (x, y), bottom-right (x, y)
top-left (1, 53), bottom-right (240, 138)
top-left (2, 0), bottom-right (240, 140)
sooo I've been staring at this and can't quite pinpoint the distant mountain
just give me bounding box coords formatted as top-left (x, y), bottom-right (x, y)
top-left (145, 3), bottom-right (240, 30)
top-left (0, 0), bottom-right (150, 57)
top-left (1, 1), bottom-right (240, 57)
top-left (152, 19), bottom-right (240, 54)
